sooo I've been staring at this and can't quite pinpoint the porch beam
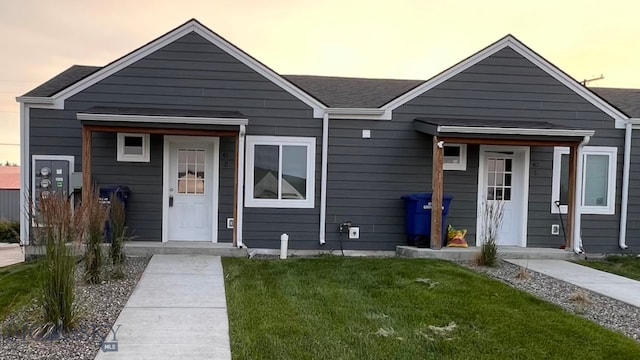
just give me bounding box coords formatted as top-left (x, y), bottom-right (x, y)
top-left (431, 136), bottom-right (444, 249)
top-left (566, 144), bottom-right (578, 250)
top-left (82, 126), bottom-right (92, 193)
top-left (82, 125), bottom-right (237, 137)
top-left (439, 137), bottom-right (580, 148)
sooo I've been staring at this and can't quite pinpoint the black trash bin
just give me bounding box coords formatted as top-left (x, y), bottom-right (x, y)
top-left (400, 193), bottom-right (453, 247)
top-left (99, 186), bottom-right (130, 243)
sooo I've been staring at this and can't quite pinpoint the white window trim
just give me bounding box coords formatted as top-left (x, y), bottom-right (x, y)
top-left (443, 143), bottom-right (467, 171)
top-left (551, 146), bottom-right (617, 215)
top-left (245, 135), bottom-right (315, 208)
top-left (117, 133), bottom-right (150, 162)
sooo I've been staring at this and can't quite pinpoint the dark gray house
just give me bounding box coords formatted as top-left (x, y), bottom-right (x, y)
top-left (17, 19), bottom-right (640, 254)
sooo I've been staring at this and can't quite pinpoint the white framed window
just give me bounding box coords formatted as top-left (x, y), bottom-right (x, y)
top-left (443, 143), bottom-right (467, 171)
top-left (117, 133), bottom-right (150, 162)
top-left (551, 146), bottom-right (617, 215)
top-left (245, 136), bottom-right (316, 208)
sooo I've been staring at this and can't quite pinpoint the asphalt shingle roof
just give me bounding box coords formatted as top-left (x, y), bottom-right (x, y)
top-left (591, 87), bottom-right (640, 118)
top-left (22, 65), bottom-right (640, 119)
top-left (22, 65), bottom-right (101, 97)
top-left (283, 75), bottom-right (424, 108)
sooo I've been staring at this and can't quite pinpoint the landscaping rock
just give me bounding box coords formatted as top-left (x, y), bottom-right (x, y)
top-left (464, 260), bottom-right (640, 342)
top-left (0, 256), bottom-right (149, 360)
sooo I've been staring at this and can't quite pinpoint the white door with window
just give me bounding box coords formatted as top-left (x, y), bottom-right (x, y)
top-left (164, 136), bottom-right (219, 242)
top-left (477, 146), bottom-right (529, 247)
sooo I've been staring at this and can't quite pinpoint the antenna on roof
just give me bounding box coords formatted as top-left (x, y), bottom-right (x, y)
top-left (581, 74), bottom-right (604, 86)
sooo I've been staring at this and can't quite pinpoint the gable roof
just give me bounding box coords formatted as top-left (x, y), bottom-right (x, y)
top-left (17, 19), bottom-right (327, 117)
top-left (380, 35), bottom-right (629, 122)
top-left (0, 167), bottom-right (20, 190)
top-left (19, 24), bottom-right (636, 122)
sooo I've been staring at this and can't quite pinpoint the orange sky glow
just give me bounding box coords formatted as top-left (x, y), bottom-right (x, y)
top-left (0, 0), bottom-right (638, 164)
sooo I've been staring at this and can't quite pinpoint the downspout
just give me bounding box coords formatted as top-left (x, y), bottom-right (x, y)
top-left (236, 124), bottom-right (246, 248)
top-left (19, 103), bottom-right (29, 245)
top-left (573, 135), bottom-right (590, 254)
top-left (319, 112), bottom-right (329, 245)
top-left (619, 120), bottom-right (634, 249)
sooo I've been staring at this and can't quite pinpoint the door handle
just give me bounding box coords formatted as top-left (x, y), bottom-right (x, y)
top-left (169, 195), bottom-right (174, 207)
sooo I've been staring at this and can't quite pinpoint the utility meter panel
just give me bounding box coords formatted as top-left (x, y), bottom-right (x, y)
top-left (32, 156), bottom-right (74, 224)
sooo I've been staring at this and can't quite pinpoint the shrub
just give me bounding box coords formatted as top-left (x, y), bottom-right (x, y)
top-left (34, 194), bottom-right (80, 337)
top-left (0, 220), bottom-right (20, 243)
top-left (109, 195), bottom-right (129, 266)
top-left (80, 188), bottom-right (110, 285)
top-left (475, 200), bottom-right (505, 267)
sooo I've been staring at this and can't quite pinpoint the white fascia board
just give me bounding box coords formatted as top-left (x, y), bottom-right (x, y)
top-left (437, 125), bottom-right (595, 138)
top-left (325, 107), bottom-right (389, 120)
top-left (627, 118), bottom-right (640, 128)
top-left (76, 112), bottom-right (249, 126)
top-left (382, 35), bottom-right (628, 125)
top-left (28, 20), bottom-right (326, 116)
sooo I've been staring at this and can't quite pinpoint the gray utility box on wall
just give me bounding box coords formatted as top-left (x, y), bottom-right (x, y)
top-left (32, 155), bottom-right (75, 224)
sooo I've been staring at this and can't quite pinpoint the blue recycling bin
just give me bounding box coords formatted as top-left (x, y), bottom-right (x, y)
top-left (400, 193), bottom-right (453, 247)
top-left (99, 186), bottom-right (130, 243)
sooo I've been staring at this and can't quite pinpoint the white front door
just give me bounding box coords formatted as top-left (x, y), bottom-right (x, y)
top-left (164, 136), bottom-right (219, 242)
top-left (477, 146), bottom-right (529, 247)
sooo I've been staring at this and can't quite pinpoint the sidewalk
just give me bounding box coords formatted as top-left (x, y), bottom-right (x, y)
top-left (506, 259), bottom-right (640, 308)
top-left (95, 254), bottom-right (231, 360)
top-left (0, 243), bottom-right (24, 267)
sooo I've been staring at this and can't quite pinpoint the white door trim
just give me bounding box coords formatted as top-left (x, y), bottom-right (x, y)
top-left (476, 145), bottom-right (530, 247)
top-left (162, 135), bottom-right (220, 242)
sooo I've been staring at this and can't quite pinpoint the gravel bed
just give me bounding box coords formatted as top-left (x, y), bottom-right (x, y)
top-left (0, 256), bottom-right (149, 360)
top-left (463, 260), bottom-right (640, 342)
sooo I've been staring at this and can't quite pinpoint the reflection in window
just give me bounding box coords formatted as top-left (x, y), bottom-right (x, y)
top-left (487, 157), bottom-right (512, 201)
top-left (253, 145), bottom-right (307, 200)
top-left (177, 148), bottom-right (205, 194)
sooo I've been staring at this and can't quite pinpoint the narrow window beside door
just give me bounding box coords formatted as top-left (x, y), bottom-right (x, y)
top-left (551, 146), bottom-right (617, 215)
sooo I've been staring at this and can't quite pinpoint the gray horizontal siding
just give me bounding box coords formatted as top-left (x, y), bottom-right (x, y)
top-left (326, 46), bottom-right (624, 251)
top-left (0, 190), bottom-right (20, 222)
top-left (29, 31), bottom-right (320, 247)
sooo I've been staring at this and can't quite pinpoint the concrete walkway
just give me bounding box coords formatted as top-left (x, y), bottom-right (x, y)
top-left (95, 254), bottom-right (231, 360)
top-left (506, 259), bottom-right (640, 308)
top-left (0, 243), bottom-right (24, 267)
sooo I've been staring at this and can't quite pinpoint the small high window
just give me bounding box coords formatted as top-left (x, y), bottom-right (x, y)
top-left (443, 144), bottom-right (467, 171)
top-left (117, 133), bottom-right (150, 162)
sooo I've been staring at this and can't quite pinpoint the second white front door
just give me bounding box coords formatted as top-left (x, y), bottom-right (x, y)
top-left (477, 146), bottom-right (529, 247)
top-left (165, 136), bottom-right (219, 242)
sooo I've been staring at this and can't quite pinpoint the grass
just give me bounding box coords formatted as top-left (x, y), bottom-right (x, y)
top-left (576, 255), bottom-right (640, 281)
top-left (223, 257), bottom-right (640, 360)
top-left (0, 261), bottom-right (40, 321)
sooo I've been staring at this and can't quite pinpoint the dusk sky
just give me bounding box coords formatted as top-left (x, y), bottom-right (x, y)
top-left (1, 0), bottom-right (638, 164)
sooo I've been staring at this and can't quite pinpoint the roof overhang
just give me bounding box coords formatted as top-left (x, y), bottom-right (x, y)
top-left (415, 118), bottom-right (595, 143)
top-left (76, 107), bottom-right (248, 126)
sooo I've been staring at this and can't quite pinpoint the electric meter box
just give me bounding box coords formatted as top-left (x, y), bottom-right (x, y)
top-left (32, 155), bottom-right (75, 224)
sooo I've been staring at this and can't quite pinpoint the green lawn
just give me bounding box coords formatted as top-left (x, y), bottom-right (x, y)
top-left (0, 261), bottom-right (40, 321)
top-left (223, 257), bottom-right (640, 360)
top-left (576, 255), bottom-right (640, 281)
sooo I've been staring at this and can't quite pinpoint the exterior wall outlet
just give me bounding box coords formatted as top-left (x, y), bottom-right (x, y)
top-left (551, 224), bottom-right (560, 235)
top-left (349, 227), bottom-right (360, 239)
top-left (362, 129), bottom-right (371, 139)
top-left (227, 218), bottom-right (234, 229)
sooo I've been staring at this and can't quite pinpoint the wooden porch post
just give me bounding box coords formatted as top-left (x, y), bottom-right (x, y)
top-left (565, 144), bottom-right (579, 250)
top-left (431, 136), bottom-right (444, 249)
top-left (82, 126), bottom-right (92, 193)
